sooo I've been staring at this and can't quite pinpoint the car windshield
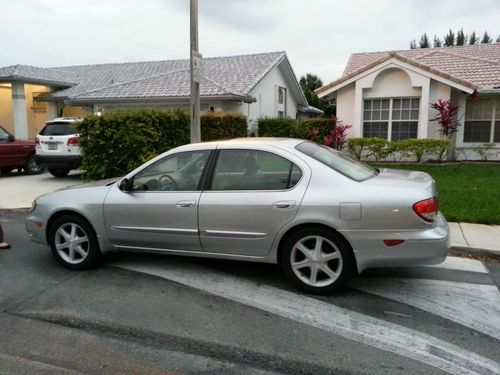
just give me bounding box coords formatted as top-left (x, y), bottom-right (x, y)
top-left (296, 141), bottom-right (378, 182)
top-left (40, 122), bottom-right (77, 136)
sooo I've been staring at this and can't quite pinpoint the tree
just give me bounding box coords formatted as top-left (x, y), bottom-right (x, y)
top-left (469, 31), bottom-right (479, 45)
top-left (456, 29), bottom-right (466, 45)
top-left (443, 29), bottom-right (455, 46)
top-left (497, 35), bottom-right (500, 43)
top-left (299, 73), bottom-right (323, 109)
top-left (481, 31), bottom-right (492, 43)
top-left (433, 35), bottom-right (442, 47)
top-left (419, 33), bottom-right (430, 48)
top-left (410, 40), bottom-right (417, 49)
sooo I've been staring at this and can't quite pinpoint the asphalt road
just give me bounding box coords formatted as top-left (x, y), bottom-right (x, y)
top-left (1, 211), bottom-right (499, 375)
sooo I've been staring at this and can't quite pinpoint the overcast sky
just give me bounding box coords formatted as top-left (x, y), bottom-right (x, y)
top-left (0, 0), bottom-right (498, 83)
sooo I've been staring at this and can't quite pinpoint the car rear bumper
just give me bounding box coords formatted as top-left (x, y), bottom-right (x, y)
top-left (35, 155), bottom-right (82, 169)
top-left (340, 212), bottom-right (450, 273)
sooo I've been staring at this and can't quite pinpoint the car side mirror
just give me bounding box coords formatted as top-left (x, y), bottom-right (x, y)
top-left (8, 134), bottom-right (14, 142)
top-left (119, 178), bottom-right (133, 192)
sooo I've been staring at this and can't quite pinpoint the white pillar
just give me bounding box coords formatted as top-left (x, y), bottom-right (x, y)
top-left (11, 82), bottom-right (29, 139)
top-left (418, 77), bottom-right (430, 139)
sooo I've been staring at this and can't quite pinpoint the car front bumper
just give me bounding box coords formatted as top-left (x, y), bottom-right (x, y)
top-left (35, 155), bottom-right (82, 169)
top-left (25, 214), bottom-right (48, 245)
top-left (341, 212), bottom-right (450, 273)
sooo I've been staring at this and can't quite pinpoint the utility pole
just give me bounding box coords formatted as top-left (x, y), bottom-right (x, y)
top-left (190, 0), bottom-right (201, 143)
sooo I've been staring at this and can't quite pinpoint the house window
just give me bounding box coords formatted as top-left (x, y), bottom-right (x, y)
top-left (363, 98), bottom-right (419, 140)
top-left (278, 87), bottom-right (286, 104)
top-left (464, 98), bottom-right (499, 143)
top-left (278, 111), bottom-right (284, 119)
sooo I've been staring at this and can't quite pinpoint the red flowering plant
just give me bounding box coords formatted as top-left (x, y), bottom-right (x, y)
top-left (309, 116), bottom-right (352, 150)
top-left (430, 99), bottom-right (460, 138)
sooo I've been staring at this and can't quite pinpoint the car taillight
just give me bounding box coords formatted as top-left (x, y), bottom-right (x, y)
top-left (412, 197), bottom-right (438, 223)
top-left (35, 137), bottom-right (40, 145)
top-left (67, 137), bottom-right (79, 145)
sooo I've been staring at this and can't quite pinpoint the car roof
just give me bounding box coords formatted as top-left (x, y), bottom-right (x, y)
top-left (175, 138), bottom-right (306, 152)
top-left (46, 117), bottom-right (82, 124)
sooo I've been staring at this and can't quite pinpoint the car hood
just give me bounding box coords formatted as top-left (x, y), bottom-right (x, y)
top-left (363, 168), bottom-right (436, 195)
top-left (62, 177), bottom-right (118, 190)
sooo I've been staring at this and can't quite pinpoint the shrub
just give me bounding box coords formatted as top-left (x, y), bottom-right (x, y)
top-left (77, 109), bottom-right (190, 180)
top-left (201, 112), bottom-right (248, 141)
top-left (295, 118), bottom-right (330, 139)
top-left (347, 137), bottom-right (449, 162)
top-left (257, 118), bottom-right (296, 137)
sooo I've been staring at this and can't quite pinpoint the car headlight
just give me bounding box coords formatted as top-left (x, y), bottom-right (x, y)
top-left (31, 200), bottom-right (37, 213)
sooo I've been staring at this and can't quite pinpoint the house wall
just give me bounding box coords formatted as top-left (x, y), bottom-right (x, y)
top-left (336, 84), bottom-right (356, 137)
top-left (0, 84), bottom-right (13, 134)
top-left (0, 83), bottom-right (56, 139)
top-left (242, 62), bottom-right (299, 127)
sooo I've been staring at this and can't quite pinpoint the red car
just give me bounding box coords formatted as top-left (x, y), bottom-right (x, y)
top-left (0, 125), bottom-right (43, 175)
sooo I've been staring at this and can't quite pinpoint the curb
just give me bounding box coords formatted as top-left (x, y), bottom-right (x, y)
top-left (450, 246), bottom-right (500, 262)
top-left (0, 208), bottom-right (31, 214)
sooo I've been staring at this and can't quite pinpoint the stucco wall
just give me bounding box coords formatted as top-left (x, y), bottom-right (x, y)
top-left (364, 68), bottom-right (421, 99)
top-left (336, 84), bottom-right (356, 136)
top-left (62, 105), bottom-right (89, 118)
top-left (0, 84), bottom-right (13, 133)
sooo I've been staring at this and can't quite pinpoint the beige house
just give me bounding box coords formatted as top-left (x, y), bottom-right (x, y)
top-left (0, 52), bottom-right (321, 140)
top-left (316, 44), bottom-right (500, 160)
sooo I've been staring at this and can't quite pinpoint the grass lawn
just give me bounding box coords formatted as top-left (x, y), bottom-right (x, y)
top-left (372, 163), bottom-right (500, 225)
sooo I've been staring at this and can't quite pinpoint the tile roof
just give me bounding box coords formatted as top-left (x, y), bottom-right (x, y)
top-left (0, 64), bottom-right (76, 86)
top-left (318, 43), bottom-right (500, 95)
top-left (0, 52), bottom-right (288, 103)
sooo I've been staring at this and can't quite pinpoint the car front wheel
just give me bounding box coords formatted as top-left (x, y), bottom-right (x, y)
top-left (49, 215), bottom-right (101, 270)
top-left (280, 227), bottom-right (353, 294)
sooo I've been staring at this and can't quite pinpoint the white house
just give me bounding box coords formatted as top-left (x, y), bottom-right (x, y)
top-left (316, 44), bottom-right (500, 160)
top-left (0, 52), bottom-right (321, 139)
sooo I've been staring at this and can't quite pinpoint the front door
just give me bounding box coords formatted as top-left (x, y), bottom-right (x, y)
top-left (198, 148), bottom-right (308, 256)
top-left (104, 149), bottom-right (212, 252)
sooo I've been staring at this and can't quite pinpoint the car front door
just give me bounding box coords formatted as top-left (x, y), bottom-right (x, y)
top-left (198, 147), bottom-right (309, 257)
top-left (103, 148), bottom-right (213, 252)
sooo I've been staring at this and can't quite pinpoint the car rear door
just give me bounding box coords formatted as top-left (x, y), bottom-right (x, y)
top-left (198, 145), bottom-right (310, 256)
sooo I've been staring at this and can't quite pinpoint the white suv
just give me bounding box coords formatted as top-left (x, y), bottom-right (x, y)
top-left (35, 118), bottom-right (82, 177)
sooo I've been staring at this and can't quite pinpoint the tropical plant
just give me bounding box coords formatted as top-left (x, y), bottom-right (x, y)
top-left (430, 99), bottom-right (460, 138)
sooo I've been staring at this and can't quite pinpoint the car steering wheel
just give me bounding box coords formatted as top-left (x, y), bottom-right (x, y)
top-left (158, 174), bottom-right (179, 191)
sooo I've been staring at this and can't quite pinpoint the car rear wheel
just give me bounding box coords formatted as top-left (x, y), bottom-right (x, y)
top-left (280, 227), bottom-right (353, 294)
top-left (24, 155), bottom-right (44, 175)
top-left (49, 215), bottom-right (101, 270)
top-left (48, 168), bottom-right (71, 177)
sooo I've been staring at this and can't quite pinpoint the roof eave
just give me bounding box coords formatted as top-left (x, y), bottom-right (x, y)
top-left (64, 94), bottom-right (256, 105)
top-left (0, 77), bottom-right (75, 88)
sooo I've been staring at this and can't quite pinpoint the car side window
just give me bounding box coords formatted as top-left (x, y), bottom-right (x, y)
top-left (132, 150), bottom-right (210, 192)
top-left (211, 150), bottom-right (302, 191)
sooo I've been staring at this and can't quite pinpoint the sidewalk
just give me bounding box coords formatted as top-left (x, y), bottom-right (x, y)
top-left (1, 171), bottom-right (499, 259)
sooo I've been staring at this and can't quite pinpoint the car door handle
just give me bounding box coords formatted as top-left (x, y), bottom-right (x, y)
top-left (176, 200), bottom-right (196, 208)
top-left (272, 200), bottom-right (296, 209)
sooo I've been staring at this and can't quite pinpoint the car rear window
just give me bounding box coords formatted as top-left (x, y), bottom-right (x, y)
top-left (40, 122), bottom-right (77, 136)
top-left (296, 141), bottom-right (378, 182)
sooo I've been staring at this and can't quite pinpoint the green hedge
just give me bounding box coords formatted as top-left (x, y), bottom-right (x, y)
top-left (257, 118), bottom-right (296, 137)
top-left (77, 109), bottom-right (248, 180)
top-left (295, 118), bottom-right (330, 140)
top-left (347, 138), bottom-right (449, 162)
top-left (201, 112), bottom-right (247, 141)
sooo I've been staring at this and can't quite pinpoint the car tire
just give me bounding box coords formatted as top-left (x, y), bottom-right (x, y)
top-left (280, 226), bottom-right (354, 294)
top-left (1, 167), bottom-right (14, 175)
top-left (48, 168), bottom-right (71, 177)
top-left (49, 215), bottom-right (102, 270)
top-left (24, 155), bottom-right (44, 175)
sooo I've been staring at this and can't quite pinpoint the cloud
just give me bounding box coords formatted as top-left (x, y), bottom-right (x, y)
top-left (0, 0), bottom-right (498, 83)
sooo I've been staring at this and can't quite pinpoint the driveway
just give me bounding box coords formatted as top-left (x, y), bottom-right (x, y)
top-left (0, 170), bottom-right (83, 209)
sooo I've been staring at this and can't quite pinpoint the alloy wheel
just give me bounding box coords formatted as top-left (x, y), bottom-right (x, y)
top-left (290, 235), bottom-right (343, 287)
top-left (54, 223), bottom-right (89, 264)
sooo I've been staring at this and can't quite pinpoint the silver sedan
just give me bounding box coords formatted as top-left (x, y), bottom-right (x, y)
top-left (26, 138), bottom-right (449, 294)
